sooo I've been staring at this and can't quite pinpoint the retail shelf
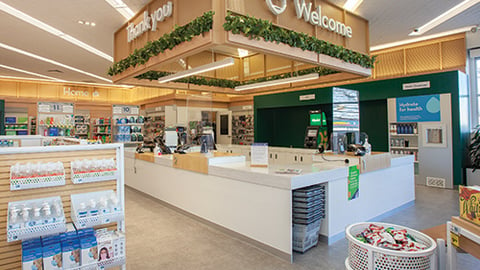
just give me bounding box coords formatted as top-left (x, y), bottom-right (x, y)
top-left (6, 129), bottom-right (28, 131)
top-left (75, 133), bottom-right (89, 135)
top-left (72, 211), bottom-right (124, 229)
top-left (71, 169), bottom-right (118, 184)
top-left (390, 133), bottom-right (418, 136)
top-left (390, 146), bottom-right (418, 150)
top-left (93, 124), bottom-right (111, 126)
top-left (10, 174), bottom-right (66, 191)
top-left (7, 221), bottom-right (67, 242)
top-left (97, 256), bottom-right (126, 268)
top-left (4, 123), bottom-right (28, 125)
top-left (94, 132), bottom-right (111, 134)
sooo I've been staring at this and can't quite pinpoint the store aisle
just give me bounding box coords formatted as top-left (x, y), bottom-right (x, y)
top-left (125, 185), bottom-right (478, 270)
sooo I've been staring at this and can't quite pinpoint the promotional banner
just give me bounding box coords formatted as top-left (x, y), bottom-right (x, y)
top-left (396, 94), bottom-right (441, 122)
top-left (348, 165), bottom-right (359, 201)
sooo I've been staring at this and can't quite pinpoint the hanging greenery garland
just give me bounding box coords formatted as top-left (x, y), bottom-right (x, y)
top-left (223, 12), bottom-right (376, 69)
top-left (135, 67), bottom-right (338, 89)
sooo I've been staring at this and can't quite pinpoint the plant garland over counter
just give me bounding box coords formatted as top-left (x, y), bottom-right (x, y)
top-left (135, 67), bottom-right (338, 89)
top-left (223, 12), bottom-right (376, 69)
top-left (108, 11), bottom-right (214, 76)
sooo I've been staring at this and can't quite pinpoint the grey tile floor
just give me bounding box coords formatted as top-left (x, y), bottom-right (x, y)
top-left (124, 185), bottom-right (478, 269)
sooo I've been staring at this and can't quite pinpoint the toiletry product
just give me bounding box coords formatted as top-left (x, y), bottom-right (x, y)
top-left (79, 234), bottom-right (98, 265)
top-left (42, 240), bottom-right (62, 270)
top-left (22, 241), bottom-right (43, 270)
top-left (363, 138), bottom-right (371, 155)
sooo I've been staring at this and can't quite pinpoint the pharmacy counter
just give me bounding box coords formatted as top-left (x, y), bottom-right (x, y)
top-left (124, 149), bottom-right (414, 262)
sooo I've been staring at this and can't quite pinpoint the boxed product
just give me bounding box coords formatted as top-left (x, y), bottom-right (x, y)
top-left (22, 239), bottom-right (43, 270)
top-left (96, 229), bottom-right (114, 261)
top-left (42, 241), bottom-right (62, 270)
top-left (61, 238), bottom-right (80, 268)
top-left (79, 229), bottom-right (98, 265)
top-left (113, 231), bottom-right (126, 258)
top-left (459, 185), bottom-right (480, 225)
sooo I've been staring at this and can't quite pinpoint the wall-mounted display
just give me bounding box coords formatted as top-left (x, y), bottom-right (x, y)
top-left (112, 105), bottom-right (143, 143)
top-left (71, 190), bottom-right (124, 229)
top-left (10, 161), bottom-right (66, 190)
top-left (71, 158), bottom-right (118, 184)
top-left (37, 102), bottom-right (75, 137)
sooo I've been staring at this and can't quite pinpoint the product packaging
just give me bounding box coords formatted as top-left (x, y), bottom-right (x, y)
top-left (459, 185), bottom-right (480, 225)
top-left (96, 229), bottom-right (114, 261)
top-left (42, 240), bottom-right (62, 270)
top-left (113, 231), bottom-right (126, 258)
top-left (78, 229), bottom-right (98, 265)
top-left (61, 238), bottom-right (80, 268)
top-left (22, 239), bottom-right (43, 270)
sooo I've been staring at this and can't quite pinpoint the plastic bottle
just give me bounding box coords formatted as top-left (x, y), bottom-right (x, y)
top-left (42, 202), bottom-right (53, 224)
top-left (363, 138), bottom-right (371, 155)
top-left (31, 206), bottom-right (43, 227)
top-left (52, 201), bottom-right (63, 223)
top-left (413, 124), bottom-right (418, 134)
top-left (99, 197), bottom-right (110, 214)
top-left (9, 206), bottom-right (20, 229)
top-left (89, 199), bottom-right (99, 216)
top-left (21, 206), bottom-right (31, 228)
top-left (110, 193), bottom-right (120, 213)
top-left (78, 203), bottom-right (88, 218)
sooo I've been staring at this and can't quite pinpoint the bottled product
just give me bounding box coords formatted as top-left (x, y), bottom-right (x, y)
top-left (363, 138), bottom-right (371, 155)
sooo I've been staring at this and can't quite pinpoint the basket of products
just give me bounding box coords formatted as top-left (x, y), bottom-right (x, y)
top-left (345, 222), bottom-right (437, 270)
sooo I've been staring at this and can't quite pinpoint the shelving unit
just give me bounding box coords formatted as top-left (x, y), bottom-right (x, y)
top-left (74, 114), bottom-right (90, 139)
top-left (144, 115), bottom-right (165, 140)
top-left (232, 112), bottom-right (254, 145)
top-left (0, 144), bottom-right (126, 269)
top-left (112, 105), bottom-right (143, 144)
top-left (92, 117), bottom-right (112, 143)
top-left (37, 102), bottom-right (75, 137)
top-left (4, 115), bottom-right (29, 136)
top-left (29, 116), bottom-right (36, 135)
top-left (389, 122), bottom-right (419, 174)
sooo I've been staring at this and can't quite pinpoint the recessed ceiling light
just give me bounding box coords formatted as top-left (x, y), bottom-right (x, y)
top-left (344, 0), bottom-right (363, 12)
top-left (0, 2), bottom-right (112, 61)
top-left (409, 0), bottom-right (480, 36)
top-left (90, 22), bottom-right (96, 27)
top-left (0, 42), bottom-right (112, 82)
top-left (105, 0), bottom-right (135, 20)
top-left (78, 20), bottom-right (84, 24)
top-left (0, 64), bottom-right (62, 81)
top-left (85, 21), bottom-right (90, 26)
top-left (237, 48), bottom-right (249, 58)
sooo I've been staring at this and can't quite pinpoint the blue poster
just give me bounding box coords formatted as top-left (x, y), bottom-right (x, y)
top-left (396, 95), bottom-right (441, 122)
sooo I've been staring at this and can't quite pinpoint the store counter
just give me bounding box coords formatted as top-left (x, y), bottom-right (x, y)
top-left (124, 148), bottom-right (415, 262)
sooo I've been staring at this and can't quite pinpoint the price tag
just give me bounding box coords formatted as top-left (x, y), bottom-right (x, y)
top-left (450, 231), bottom-right (459, 248)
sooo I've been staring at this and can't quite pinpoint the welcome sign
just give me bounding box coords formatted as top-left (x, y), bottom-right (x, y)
top-left (396, 94), bottom-right (441, 122)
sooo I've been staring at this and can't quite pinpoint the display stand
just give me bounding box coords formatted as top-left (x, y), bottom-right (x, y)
top-left (232, 111), bottom-right (254, 145)
top-left (92, 117), bottom-right (112, 143)
top-left (112, 105), bottom-right (143, 144)
top-left (0, 144), bottom-right (126, 269)
top-left (446, 217), bottom-right (480, 270)
top-left (389, 122), bottom-right (419, 174)
top-left (74, 114), bottom-right (90, 139)
top-left (37, 102), bottom-right (75, 137)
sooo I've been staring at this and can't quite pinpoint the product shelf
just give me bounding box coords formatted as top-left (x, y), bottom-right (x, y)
top-left (10, 174), bottom-right (66, 191)
top-left (7, 222), bottom-right (66, 242)
top-left (390, 133), bottom-right (417, 136)
top-left (71, 169), bottom-right (118, 184)
top-left (72, 211), bottom-right (124, 229)
top-left (114, 123), bottom-right (144, 126)
top-left (65, 256), bottom-right (125, 270)
top-left (390, 146), bottom-right (418, 150)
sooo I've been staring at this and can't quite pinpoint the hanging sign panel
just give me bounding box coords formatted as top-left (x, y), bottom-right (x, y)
top-left (396, 94), bottom-right (441, 122)
top-left (348, 165), bottom-right (359, 201)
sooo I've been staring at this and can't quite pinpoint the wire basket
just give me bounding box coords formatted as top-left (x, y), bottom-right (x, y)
top-left (345, 222), bottom-right (437, 270)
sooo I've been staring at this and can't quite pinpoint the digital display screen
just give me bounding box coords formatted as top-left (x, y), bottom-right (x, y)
top-left (307, 129), bottom-right (318, 137)
top-left (310, 114), bottom-right (322, 126)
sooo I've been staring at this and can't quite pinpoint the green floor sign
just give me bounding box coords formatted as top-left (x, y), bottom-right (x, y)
top-left (348, 165), bottom-right (359, 200)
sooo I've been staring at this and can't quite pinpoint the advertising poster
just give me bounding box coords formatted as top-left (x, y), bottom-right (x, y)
top-left (348, 165), bottom-right (359, 201)
top-left (396, 94), bottom-right (441, 122)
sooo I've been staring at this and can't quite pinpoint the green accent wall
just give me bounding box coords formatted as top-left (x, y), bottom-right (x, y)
top-left (0, 100), bottom-right (4, 135)
top-left (254, 70), bottom-right (469, 185)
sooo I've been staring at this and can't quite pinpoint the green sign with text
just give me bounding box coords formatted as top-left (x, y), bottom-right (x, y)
top-left (348, 165), bottom-right (359, 200)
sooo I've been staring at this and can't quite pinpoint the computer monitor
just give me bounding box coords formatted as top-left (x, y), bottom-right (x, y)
top-left (307, 128), bottom-right (318, 137)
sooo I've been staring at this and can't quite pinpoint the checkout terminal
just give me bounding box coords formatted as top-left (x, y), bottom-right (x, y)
top-left (304, 111), bottom-right (328, 149)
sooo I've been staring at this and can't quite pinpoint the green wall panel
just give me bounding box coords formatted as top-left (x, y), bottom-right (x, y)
top-left (254, 70), bottom-right (467, 185)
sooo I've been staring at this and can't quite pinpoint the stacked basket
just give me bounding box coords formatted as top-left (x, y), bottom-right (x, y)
top-left (292, 184), bottom-right (326, 253)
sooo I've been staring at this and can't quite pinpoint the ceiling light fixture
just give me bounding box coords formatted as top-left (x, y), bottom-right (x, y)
top-left (0, 42), bottom-right (112, 83)
top-left (0, 64), bottom-right (62, 81)
top-left (0, 2), bottom-right (112, 61)
top-left (409, 0), bottom-right (480, 36)
top-left (159, 57), bottom-right (235, 83)
top-left (235, 73), bottom-right (319, 91)
top-left (343, 0), bottom-right (364, 12)
top-left (105, 0), bottom-right (135, 20)
top-left (238, 48), bottom-right (249, 58)
top-left (0, 75), bottom-right (135, 88)
top-left (371, 25), bottom-right (477, 51)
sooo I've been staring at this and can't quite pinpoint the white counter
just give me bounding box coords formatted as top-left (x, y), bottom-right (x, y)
top-left (124, 148), bottom-right (415, 262)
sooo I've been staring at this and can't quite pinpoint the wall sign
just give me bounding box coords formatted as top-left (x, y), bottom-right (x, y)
top-left (402, 81), bottom-right (431, 91)
top-left (299, 94), bottom-right (315, 101)
top-left (396, 94), bottom-right (441, 122)
top-left (113, 105), bottom-right (140, 115)
top-left (127, 1), bottom-right (173, 42)
top-left (266, 0), bottom-right (353, 38)
top-left (38, 102), bottom-right (74, 114)
top-left (63, 87), bottom-right (99, 98)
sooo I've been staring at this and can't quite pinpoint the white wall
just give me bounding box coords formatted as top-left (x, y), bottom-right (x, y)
top-left (467, 31), bottom-right (480, 50)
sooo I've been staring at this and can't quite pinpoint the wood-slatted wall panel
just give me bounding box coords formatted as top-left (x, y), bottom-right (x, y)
top-left (442, 38), bottom-right (467, 70)
top-left (373, 50), bottom-right (405, 78)
top-left (0, 149), bottom-right (118, 269)
top-left (406, 43), bottom-right (441, 74)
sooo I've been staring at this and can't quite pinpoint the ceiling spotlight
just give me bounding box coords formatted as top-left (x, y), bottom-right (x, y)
top-left (78, 20), bottom-right (84, 24)
top-left (85, 21), bottom-right (90, 26)
top-left (90, 22), bottom-right (96, 27)
top-left (238, 48), bottom-right (249, 58)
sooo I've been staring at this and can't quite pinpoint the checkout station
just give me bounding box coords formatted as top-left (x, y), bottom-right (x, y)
top-left (124, 89), bottom-right (415, 262)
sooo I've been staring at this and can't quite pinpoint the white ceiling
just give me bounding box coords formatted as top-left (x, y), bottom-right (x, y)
top-left (0, 0), bottom-right (479, 85)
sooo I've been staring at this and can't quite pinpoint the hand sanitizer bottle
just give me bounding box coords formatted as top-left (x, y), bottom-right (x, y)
top-left (52, 201), bottom-right (63, 223)
top-left (31, 206), bottom-right (43, 227)
top-left (363, 138), bottom-right (371, 155)
top-left (110, 193), bottom-right (120, 213)
top-left (9, 206), bottom-right (20, 230)
top-left (78, 203), bottom-right (88, 218)
top-left (89, 199), bottom-right (99, 216)
top-left (21, 206), bottom-right (31, 228)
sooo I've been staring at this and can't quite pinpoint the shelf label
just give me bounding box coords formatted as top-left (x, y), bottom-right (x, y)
top-left (450, 231), bottom-right (459, 247)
